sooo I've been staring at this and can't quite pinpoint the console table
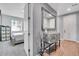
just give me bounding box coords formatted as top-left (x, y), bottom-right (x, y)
top-left (39, 33), bottom-right (60, 56)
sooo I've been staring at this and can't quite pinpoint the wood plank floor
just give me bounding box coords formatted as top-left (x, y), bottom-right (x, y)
top-left (43, 40), bottom-right (79, 56)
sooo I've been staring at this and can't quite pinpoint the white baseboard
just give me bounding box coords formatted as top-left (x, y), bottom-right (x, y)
top-left (63, 39), bottom-right (79, 43)
top-left (36, 54), bottom-right (40, 56)
top-left (76, 41), bottom-right (79, 43)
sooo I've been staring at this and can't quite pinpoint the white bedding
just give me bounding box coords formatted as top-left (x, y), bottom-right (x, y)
top-left (12, 32), bottom-right (24, 41)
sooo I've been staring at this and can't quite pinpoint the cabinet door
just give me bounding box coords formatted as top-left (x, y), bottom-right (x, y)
top-left (1, 27), bottom-right (6, 41)
top-left (6, 27), bottom-right (10, 40)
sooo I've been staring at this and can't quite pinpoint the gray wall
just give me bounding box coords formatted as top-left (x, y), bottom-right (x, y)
top-left (33, 4), bottom-right (42, 55)
top-left (57, 16), bottom-right (63, 39)
top-left (76, 12), bottom-right (79, 41)
top-left (0, 10), bottom-right (1, 25)
top-left (2, 14), bottom-right (11, 26)
top-left (32, 3), bottom-right (57, 55)
top-left (1, 14), bottom-right (24, 27)
top-left (58, 12), bottom-right (79, 41)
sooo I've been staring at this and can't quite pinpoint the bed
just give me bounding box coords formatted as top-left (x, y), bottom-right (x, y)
top-left (11, 32), bottom-right (24, 45)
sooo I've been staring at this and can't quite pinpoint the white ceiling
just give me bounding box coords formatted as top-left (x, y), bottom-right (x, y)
top-left (0, 3), bottom-right (79, 18)
top-left (0, 3), bottom-right (25, 18)
top-left (49, 3), bottom-right (79, 16)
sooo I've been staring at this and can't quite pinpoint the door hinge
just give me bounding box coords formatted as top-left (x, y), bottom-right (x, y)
top-left (28, 33), bottom-right (30, 36)
top-left (28, 49), bottom-right (30, 52)
top-left (28, 49), bottom-right (30, 56)
top-left (28, 17), bottom-right (30, 20)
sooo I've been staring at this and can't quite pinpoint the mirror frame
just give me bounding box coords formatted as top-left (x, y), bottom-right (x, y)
top-left (41, 7), bottom-right (56, 31)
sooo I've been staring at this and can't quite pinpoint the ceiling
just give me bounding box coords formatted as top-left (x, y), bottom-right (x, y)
top-left (0, 3), bottom-right (25, 18)
top-left (49, 3), bottom-right (79, 16)
top-left (0, 3), bottom-right (79, 18)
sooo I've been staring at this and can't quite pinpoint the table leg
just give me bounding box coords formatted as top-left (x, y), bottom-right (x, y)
top-left (55, 42), bottom-right (57, 51)
top-left (44, 42), bottom-right (45, 50)
top-left (49, 45), bottom-right (50, 56)
top-left (43, 42), bottom-right (45, 55)
top-left (59, 40), bottom-right (60, 47)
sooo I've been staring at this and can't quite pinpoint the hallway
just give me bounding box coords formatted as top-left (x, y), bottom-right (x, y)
top-left (44, 40), bottom-right (79, 56)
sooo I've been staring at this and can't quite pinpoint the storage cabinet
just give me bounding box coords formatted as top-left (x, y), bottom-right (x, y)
top-left (0, 25), bottom-right (11, 41)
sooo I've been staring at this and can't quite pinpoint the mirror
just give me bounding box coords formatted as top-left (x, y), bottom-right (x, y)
top-left (41, 7), bottom-right (56, 31)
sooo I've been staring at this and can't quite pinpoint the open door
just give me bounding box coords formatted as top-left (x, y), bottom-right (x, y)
top-left (24, 3), bottom-right (33, 56)
top-left (24, 3), bottom-right (30, 56)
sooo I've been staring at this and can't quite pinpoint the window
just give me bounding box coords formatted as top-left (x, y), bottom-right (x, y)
top-left (11, 19), bottom-right (23, 32)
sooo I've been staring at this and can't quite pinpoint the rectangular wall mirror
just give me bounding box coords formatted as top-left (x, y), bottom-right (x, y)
top-left (41, 7), bottom-right (56, 31)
